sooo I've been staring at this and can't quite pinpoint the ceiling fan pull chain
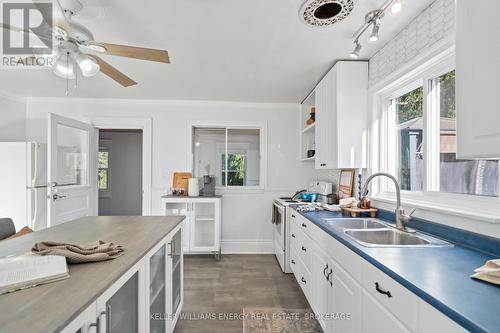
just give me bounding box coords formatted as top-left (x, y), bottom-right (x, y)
top-left (65, 52), bottom-right (70, 96)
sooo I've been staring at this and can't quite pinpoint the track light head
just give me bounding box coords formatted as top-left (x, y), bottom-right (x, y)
top-left (390, 0), bottom-right (403, 14)
top-left (369, 22), bottom-right (380, 42)
top-left (349, 41), bottom-right (362, 59)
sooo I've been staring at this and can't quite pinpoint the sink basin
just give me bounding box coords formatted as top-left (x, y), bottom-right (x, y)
top-left (344, 229), bottom-right (449, 247)
top-left (322, 218), bottom-right (387, 230)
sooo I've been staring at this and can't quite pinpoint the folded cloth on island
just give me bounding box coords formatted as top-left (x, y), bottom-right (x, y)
top-left (32, 240), bottom-right (124, 264)
top-left (471, 259), bottom-right (500, 285)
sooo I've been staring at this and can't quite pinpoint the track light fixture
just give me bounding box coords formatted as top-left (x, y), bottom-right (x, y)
top-left (348, 0), bottom-right (402, 58)
top-left (349, 40), bottom-right (362, 59)
top-left (369, 21), bottom-right (380, 42)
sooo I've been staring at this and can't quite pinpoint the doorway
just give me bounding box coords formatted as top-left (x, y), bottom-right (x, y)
top-left (98, 129), bottom-right (143, 216)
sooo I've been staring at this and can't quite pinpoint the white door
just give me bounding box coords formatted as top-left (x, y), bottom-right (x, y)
top-left (47, 113), bottom-right (97, 227)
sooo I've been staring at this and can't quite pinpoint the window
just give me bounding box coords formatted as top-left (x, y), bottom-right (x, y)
top-left (192, 126), bottom-right (262, 188)
top-left (393, 86), bottom-right (424, 191)
top-left (98, 150), bottom-right (109, 190)
top-left (383, 66), bottom-right (499, 197)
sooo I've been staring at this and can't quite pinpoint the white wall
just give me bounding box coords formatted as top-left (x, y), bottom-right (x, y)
top-left (0, 92), bottom-right (27, 141)
top-left (98, 131), bottom-right (143, 216)
top-left (26, 98), bottom-right (316, 252)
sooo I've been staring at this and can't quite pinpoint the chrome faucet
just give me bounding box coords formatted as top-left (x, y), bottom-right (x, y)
top-left (361, 172), bottom-right (416, 231)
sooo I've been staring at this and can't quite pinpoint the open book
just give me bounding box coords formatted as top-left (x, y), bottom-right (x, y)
top-left (0, 255), bottom-right (69, 294)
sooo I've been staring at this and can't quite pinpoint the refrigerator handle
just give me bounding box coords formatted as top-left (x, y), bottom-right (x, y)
top-left (31, 142), bottom-right (38, 186)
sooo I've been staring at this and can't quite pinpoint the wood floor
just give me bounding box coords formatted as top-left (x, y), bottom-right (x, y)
top-left (174, 254), bottom-right (312, 333)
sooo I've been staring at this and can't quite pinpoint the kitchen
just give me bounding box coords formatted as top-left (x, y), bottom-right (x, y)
top-left (0, 0), bottom-right (499, 332)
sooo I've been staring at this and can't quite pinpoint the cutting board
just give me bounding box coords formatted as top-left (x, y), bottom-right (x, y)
top-left (172, 172), bottom-right (192, 194)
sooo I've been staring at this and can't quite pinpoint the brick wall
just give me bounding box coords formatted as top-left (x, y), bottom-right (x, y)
top-left (369, 0), bottom-right (455, 87)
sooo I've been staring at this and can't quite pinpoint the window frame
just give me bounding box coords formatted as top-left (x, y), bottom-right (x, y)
top-left (370, 49), bottom-right (500, 222)
top-left (98, 140), bottom-right (112, 197)
top-left (187, 121), bottom-right (267, 192)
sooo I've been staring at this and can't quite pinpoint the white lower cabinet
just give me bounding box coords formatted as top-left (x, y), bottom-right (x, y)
top-left (289, 209), bottom-right (467, 333)
top-left (161, 197), bottom-right (221, 256)
top-left (62, 223), bottom-right (183, 333)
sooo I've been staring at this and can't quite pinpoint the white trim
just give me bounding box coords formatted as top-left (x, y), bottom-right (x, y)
top-left (27, 96), bottom-right (298, 109)
top-left (186, 120), bottom-right (268, 191)
top-left (221, 239), bottom-right (274, 254)
top-left (89, 117), bottom-right (153, 216)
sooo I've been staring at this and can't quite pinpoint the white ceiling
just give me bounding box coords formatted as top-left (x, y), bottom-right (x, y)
top-left (0, 0), bottom-right (435, 102)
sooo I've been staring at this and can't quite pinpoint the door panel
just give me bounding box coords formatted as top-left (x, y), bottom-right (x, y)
top-left (48, 113), bottom-right (96, 227)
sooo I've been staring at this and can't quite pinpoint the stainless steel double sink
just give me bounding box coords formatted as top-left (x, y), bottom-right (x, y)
top-left (320, 218), bottom-right (451, 247)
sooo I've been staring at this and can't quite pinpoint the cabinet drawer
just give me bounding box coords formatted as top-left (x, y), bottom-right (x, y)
top-left (297, 231), bottom-right (312, 274)
top-left (362, 261), bottom-right (418, 332)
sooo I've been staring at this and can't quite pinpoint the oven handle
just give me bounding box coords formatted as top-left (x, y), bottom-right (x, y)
top-left (273, 202), bottom-right (284, 224)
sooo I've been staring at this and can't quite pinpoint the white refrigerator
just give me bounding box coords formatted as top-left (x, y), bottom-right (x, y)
top-left (0, 142), bottom-right (48, 232)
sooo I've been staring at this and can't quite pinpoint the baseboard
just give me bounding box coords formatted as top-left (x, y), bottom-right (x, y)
top-left (221, 239), bottom-right (274, 254)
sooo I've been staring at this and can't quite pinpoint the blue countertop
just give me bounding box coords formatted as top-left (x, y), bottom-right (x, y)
top-left (292, 208), bottom-right (500, 333)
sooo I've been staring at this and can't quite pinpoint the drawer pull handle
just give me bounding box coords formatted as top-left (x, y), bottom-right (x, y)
top-left (301, 246), bottom-right (306, 252)
top-left (301, 223), bottom-right (307, 228)
top-left (291, 234), bottom-right (296, 238)
top-left (301, 277), bottom-right (306, 284)
top-left (327, 269), bottom-right (333, 286)
top-left (375, 282), bottom-right (392, 298)
top-left (291, 259), bottom-right (295, 264)
top-left (323, 264), bottom-right (329, 277)
top-left (292, 214), bottom-right (296, 218)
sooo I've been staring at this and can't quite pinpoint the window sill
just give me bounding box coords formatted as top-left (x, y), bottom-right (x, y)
top-left (215, 187), bottom-right (265, 195)
top-left (372, 191), bottom-right (500, 224)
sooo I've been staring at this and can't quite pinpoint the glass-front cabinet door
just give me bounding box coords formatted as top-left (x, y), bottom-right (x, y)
top-left (97, 260), bottom-right (144, 333)
top-left (149, 245), bottom-right (167, 333)
top-left (171, 229), bottom-right (182, 321)
top-left (191, 202), bottom-right (218, 251)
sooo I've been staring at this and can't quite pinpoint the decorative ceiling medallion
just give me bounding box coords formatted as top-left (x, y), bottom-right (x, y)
top-left (300, 0), bottom-right (354, 27)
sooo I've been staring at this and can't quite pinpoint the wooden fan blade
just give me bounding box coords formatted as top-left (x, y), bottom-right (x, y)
top-left (92, 56), bottom-right (137, 87)
top-left (95, 43), bottom-right (170, 63)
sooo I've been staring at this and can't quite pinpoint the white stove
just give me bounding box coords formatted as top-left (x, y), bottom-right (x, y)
top-left (272, 181), bottom-right (333, 273)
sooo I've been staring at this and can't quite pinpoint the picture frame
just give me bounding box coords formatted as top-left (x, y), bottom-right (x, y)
top-left (338, 169), bottom-right (355, 200)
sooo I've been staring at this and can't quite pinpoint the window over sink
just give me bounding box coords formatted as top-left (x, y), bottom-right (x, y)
top-left (381, 62), bottom-right (499, 198)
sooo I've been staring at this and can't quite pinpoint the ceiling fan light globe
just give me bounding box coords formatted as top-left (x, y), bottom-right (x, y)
top-left (76, 54), bottom-right (100, 77)
top-left (54, 58), bottom-right (75, 79)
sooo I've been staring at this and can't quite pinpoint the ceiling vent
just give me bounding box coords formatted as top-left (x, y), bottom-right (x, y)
top-left (300, 0), bottom-right (354, 27)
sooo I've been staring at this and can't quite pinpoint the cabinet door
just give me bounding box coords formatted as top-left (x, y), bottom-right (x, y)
top-left (456, 0), bottom-right (500, 159)
top-left (361, 289), bottom-right (410, 333)
top-left (191, 201), bottom-right (219, 252)
top-left (315, 69), bottom-right (337, 169)
top-left (168, 228), bottom-right (183, 331)
top-left (148, 243), bottom-right (167, 333)
top-left (97, 260), bottom-right (145, 333)
top-left (61, 303), bottom-right (98, 333)
top-left (331, 261), bottom-right (361, 333)
top-left (162, 201), bottom-right (190, 253)
top-left (311, 246), bottom-right (332, 332)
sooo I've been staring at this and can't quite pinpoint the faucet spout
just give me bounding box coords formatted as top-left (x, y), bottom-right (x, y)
top-left (361, 172), bottom-right (413, 231)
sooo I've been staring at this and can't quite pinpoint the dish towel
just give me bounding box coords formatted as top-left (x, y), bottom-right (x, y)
top-left (32, 240), bottom-right (124, 264)
top-left (471, 259), bottom-right (500, 285)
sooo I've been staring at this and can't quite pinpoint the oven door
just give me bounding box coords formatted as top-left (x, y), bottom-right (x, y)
top-left (273, 201), bottom-right (285, 252)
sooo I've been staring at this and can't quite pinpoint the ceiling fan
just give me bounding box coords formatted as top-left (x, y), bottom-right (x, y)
top-left (1, 0), bottom-right (170, 88)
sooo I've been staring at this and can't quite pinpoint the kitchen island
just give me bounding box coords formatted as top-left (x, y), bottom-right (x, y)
top-left (0, 216), bottom-right (185, 333)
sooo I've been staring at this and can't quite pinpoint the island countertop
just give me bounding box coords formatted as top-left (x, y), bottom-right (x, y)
top-left (0, 216), bottom-right (185, 333)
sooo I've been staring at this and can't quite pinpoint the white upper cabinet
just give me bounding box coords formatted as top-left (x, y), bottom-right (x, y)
top-left (456, 0), bottom-right (500, 159)
top-left (314, 61), bottom-right (368, 169)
